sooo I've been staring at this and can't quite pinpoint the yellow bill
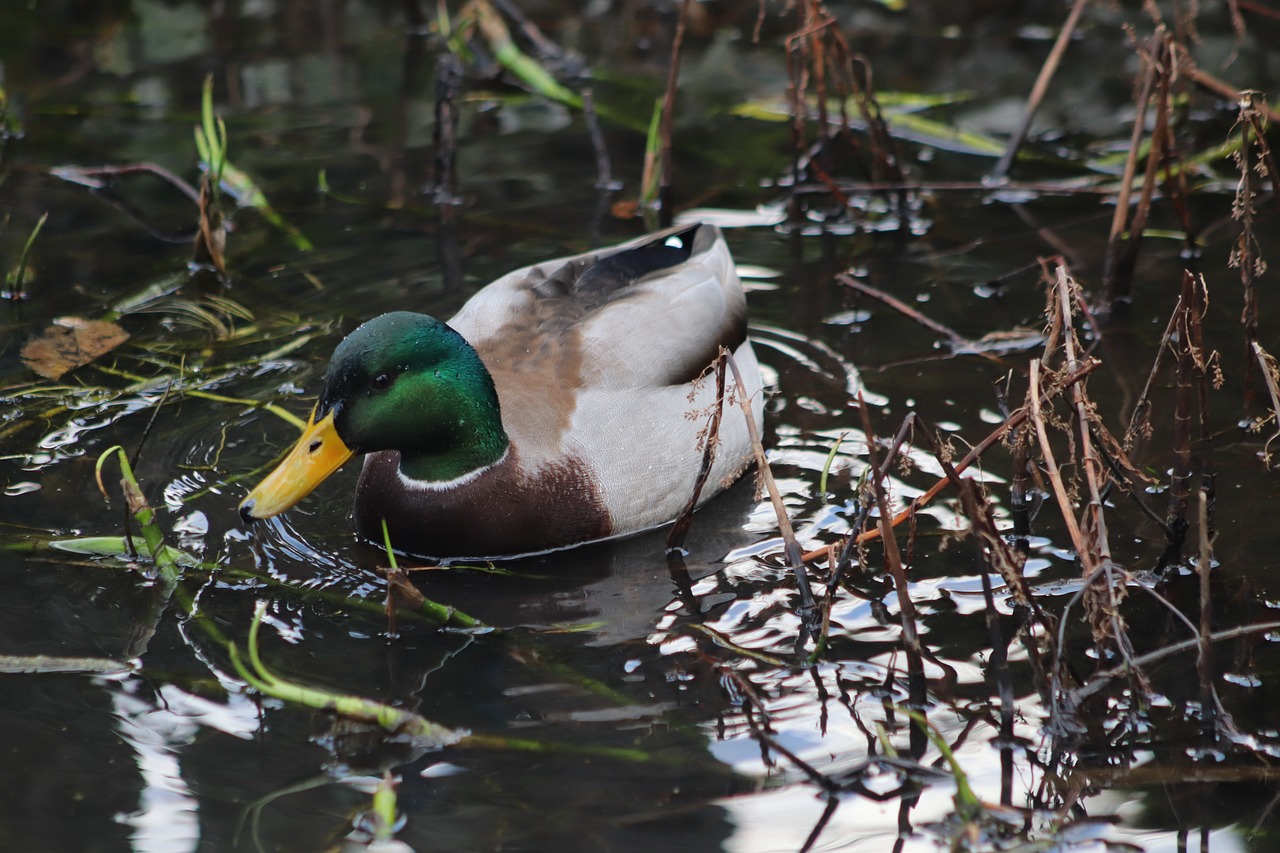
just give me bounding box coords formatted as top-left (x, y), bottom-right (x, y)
top-left (239, 408), bottom-right (355, 520)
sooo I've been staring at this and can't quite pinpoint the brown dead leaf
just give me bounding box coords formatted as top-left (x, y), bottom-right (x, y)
top-left (610, 199), bottom-right (640, 220)
top-left (21, 317), bottom-right (129, 380)
top-left (383, 566), bottom-right (426, 637)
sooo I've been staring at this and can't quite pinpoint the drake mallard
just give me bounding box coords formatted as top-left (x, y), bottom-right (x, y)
top-left (238, 223), bottom-right (764, 559)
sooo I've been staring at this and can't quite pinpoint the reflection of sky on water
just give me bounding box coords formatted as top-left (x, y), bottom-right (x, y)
top-left (112, 684), bottom-right (215, 853)
top-left (708, 675), bottom-right (1252, 853)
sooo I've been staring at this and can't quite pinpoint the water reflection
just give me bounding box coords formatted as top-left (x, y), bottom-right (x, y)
top-left (113, 685), bottom-right (202, 853)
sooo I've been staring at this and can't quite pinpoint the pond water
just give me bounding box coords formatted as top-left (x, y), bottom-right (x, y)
top-left (3, 2), bottom-right (1280, 851)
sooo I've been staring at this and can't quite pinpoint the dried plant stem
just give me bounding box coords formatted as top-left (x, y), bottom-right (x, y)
top-left (1120, 295), bottom-right (1182, 454)
top-left (1252, 342), bottom-right (1280, 466)
top-left (956, 479), bottom-right (1049, 626)
top-left (1196, 487), bottom-right (1216, 739)
top-left (1069, 621), bottom-right (1280, 704)
top-left (1163, 272), bottom-right (1200, 560)
top-left (1240, 106), bottom-right (1280, 219)
top-left (856, 397), bottom-right (927, 700)
top-left (1102, 31), bottom-right (1168, 309)
top-left (991, 0), bottom-right (1089, 180)
top-left (1187, 274), bottom-right (1216, 540)
top-left (1175, 53), bottom-right (1280, 124)
top-left (581, 87), bottom-right (615, 191)
top-left (801, 359), bottom-right (1101, 566)
top-left (668, 354), bottom-right (727, 550)
top-left (782, 0), bottom-right (903, 227)
top-left (836, 273), bottom-right (970, 350)
top-left (1055, 267), bottom-right (1113, 571)
top-left (959, 478), bottom-right (1020, 808)
top-left (432, 53), bottom-right (463, 213)
top-left (1054, 266), bottom-right (1135, 657)
top-left (725, 350), bottom-right (817, 630)
top-left (655, 0), bottom-right (690, 223)
top-left (1028, 360), bottom-right (1089, 564)
top-left (50, 162), bottom-right (201, 202)
top-left (1235, 92), bottom-right (1265, 409)
top-left (1126, 37), bottom-right (1175, 251)
top-left (844, 51), bottom-right (904, 186)
top-left (1106, 34), bottom-right (1158, 245)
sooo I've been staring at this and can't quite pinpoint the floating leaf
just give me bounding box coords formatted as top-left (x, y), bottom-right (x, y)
top-left (471, 0), bottom-right (582, 110)
top-left (731, 91), bottom-right (975, 121)
top-left (0, 655), bottom-right (133, 675)
top-left (21, 317), bottom-right (129, 380)
top-left (731, 93), bottom-right (1008, 157)
top-left (50, 536), bottom-right (201, 568)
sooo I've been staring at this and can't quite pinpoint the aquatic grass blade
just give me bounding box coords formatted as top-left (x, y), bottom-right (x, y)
top-left (5, 211), bottom-right (47, 297)
top-left (194, 75), bottom-right (312, 252)
top-left (229, 601), bottom-right (470, 748)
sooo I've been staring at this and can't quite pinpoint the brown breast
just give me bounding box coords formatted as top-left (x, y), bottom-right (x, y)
top-left (350, 447), bottom-right (611, 559)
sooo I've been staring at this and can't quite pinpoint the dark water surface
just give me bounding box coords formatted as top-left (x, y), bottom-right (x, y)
top-left (3, 2), bottom-right (1280, 851)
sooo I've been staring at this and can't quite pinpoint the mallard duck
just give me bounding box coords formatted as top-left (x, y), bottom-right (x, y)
top-left (239, 223), bottom-right (764, 559)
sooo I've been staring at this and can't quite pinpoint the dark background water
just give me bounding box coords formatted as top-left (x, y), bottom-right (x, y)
top-left (3, 1), bottom-right (1280, 851)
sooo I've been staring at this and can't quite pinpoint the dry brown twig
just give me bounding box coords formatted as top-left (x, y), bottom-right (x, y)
top-left (1054, 269), bottom-right (1120, 597)
top-left (782, 0), bottom-right (905, 226)
top-left (668, 354), bottom-right (728, 550)
top-left (1232, 92), bottom-right (1272, 412)
top-left (723, 349), bottom-right (819, 634)
top-left (991, 0), bottom-right (1090, 181)
top-left (800, 359), bottom-right (1101, 569)
top-left (1037, 265), bottom-right (1142, 668)
top-left (1251, 342), bottom-right (1280, 466)
top-left (855, 397), bottom-right (928, 700)
top-left (1103, 28), bottom-right (1177, 309)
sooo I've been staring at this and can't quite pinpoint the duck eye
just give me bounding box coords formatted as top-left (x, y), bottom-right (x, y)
top-left (371, 373), bottom-right (392, 391)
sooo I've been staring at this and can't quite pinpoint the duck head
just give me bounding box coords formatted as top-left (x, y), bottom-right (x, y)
top-left (238, 311), bottom-right (508, 522)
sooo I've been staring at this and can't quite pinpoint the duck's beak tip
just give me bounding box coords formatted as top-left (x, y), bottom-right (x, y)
top-left (236, 408), bottom-right (354, 524)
